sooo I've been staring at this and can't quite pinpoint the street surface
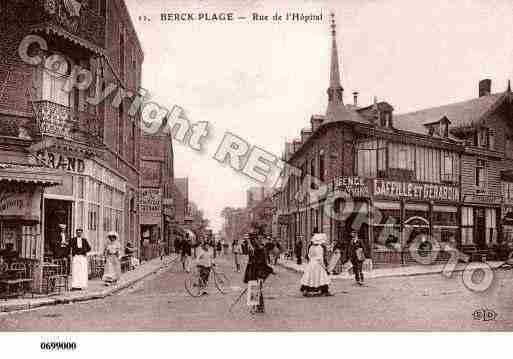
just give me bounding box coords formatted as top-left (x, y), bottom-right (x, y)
top-left (1, 254), bottom-right (512, 331)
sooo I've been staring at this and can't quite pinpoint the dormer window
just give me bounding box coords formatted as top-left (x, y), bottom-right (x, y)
top-left (474, 128), bottom-right (494, 150)
top-left (380, 111), bottom-right (392, 128)
top-left (425, 117), bottom-right (450, 138)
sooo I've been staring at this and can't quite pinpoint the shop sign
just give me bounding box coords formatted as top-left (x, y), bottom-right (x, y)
top-left (327, 176), bottom-right (370, 197)
top-left (374, 179), bottom-right (459, 202)
top-left (463, 194), bottom-right (501, 205)
top-left (37, 152), bottom-right (85, 173)
top-left (139, 189), bottom-right (162, 217)
top-left (0, 188), bottom-right (41, 219)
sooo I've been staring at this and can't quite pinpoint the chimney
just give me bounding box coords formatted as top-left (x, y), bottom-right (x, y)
top-left (311, 115), bottom-right (324, 132)
top-left (353, 92), bottom-right (359, 106)
top-left (479, 79), bottom-right (491, 97)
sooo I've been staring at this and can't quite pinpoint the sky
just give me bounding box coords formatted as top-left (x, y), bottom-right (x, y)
top-left (125, 0), bottom-right (513, 231)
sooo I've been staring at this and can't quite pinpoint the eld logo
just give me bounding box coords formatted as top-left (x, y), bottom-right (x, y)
top-left (472, 309), bottom-right (497, 321)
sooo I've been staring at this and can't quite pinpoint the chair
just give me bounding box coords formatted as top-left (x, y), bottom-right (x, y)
top-left (47, 258), bottom-right (69, 294)
top-left (0, 262), bottom-right (33, 299)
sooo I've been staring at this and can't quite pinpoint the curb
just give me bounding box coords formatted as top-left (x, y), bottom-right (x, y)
top-left (278, 262), bottom-right (503, 280)
top-left (0, 256), bottom-right (178, 314)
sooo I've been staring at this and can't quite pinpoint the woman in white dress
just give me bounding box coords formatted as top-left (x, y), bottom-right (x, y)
top-left (103, 231), bottom-right (122, 286)
top-left (300, 233), bottom-right (332, 296)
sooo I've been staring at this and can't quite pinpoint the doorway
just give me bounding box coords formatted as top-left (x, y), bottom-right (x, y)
top-left (44, 199), bottom-right (72, 259)
top-left (475, 208), bottom-right (486, 250)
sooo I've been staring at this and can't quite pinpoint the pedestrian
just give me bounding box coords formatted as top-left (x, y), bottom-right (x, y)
top-left (54, 224), bottom-right (69, 259)
top-left (222, 239), bottom-right (229, 255)
top-left (295, 240), bottom-right (303, 265)
top-left (347, 229), bottom-right (366, 285)
top-left (232, 239), bottom-right (242, 272)
top-left (181, 236), bottom-right (192, 272)
top-left (103, 231), bottom-right (122, 286)
top-left (159, 238), bottom-right (166, 261)
top-left (328, 238), bottom-right (344, 275)
top-left (195, 240), bottom-right (215, 295)
top-left (69, 228), bottom-right (91, 291)
top-left (272, 239), bottom-right (281, 265)
top-left (243, 235), bottom-right (275, 314)
top-left (216, 240), bottom-right (222, 257)
top-left (300, 232), bottom-right (332, 296)
top-left (242, 236), bottom-right (249, 255)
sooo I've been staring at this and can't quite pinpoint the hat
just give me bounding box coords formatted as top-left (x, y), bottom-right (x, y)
top-left (311, 233), bottom-right (327, 244)
top-left (107, 231), bottom-right (118, 239)
top-left (58, 224), bottom-right (66, 229)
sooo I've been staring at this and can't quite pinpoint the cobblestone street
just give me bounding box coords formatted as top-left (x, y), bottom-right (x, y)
top-left (1, 254), bottom-right (512, 331)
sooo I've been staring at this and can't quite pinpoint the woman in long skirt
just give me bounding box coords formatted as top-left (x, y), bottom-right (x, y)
top-left (300, 233), bottom-right (332, 296)
top-left (103, 231), bottom-right (122, 286)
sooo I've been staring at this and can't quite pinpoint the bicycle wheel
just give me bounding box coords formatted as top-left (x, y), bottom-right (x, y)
top-left (184, 273), bottom-right (203, 297)
top-left (214, 272), bottom-right (230, 294)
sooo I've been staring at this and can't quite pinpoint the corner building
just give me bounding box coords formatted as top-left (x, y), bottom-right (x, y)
top-left (0, 0), bottom-right (143, 287)
top-left (278, 15), bottom-right (513, 266)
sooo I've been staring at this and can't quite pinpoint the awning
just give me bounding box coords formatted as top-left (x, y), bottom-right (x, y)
top-left (29, 22), bottom-right (105, 56)
top-left (0, 163), bottom-right (63, 186)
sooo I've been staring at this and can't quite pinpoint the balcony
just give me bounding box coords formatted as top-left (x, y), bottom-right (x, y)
top-left (32, 100), bottom-right (103, 147)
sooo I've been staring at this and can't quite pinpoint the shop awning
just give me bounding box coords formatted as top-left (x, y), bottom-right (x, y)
top-left (29, 22), bottom-right (105, 56)
top-left (0, 163), bottom-right (63, 186)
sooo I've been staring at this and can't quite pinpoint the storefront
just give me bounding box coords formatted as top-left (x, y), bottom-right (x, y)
top-left (37, 151), bottom-right (127, 257)
top-left (139, 188), bottom-right (162, 261)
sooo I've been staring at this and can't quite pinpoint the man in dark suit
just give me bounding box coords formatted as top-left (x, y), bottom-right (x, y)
top-left (347, 229), bottom-right (365, 285)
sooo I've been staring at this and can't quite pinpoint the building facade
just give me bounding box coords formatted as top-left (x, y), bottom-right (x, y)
top-left (140, 130), bottom-right (174, 259)
top-left (277, 14), bottom-right (513, 265)
top-left (0, 0), bottom-right (143, 287)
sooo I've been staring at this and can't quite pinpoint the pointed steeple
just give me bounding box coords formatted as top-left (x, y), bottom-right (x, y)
top-left (326, 13), bottom-right (347, 120)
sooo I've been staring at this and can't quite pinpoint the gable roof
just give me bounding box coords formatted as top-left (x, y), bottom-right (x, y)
top-left (393, 93), bottom-right (505, 136)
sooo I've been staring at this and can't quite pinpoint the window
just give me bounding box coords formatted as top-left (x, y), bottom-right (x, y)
top-left (475, 128), bottom-right (494, 149)
top-left (461, 207), bottom-right (474, 245)
top-left (119, 31), bottom-right (125, 83)
top-left (476, 159), bottom-right (486, 188)
top-left (506, 138), bottom-right (513, 159)
top-left (398, 149), bottom-right (407, 169)
top-left (485, 208), bottom-right (497, 245)
top-left (99, 0), bottom-right (106, 17)
top-left (118, 103), bottom-right (124, 155)
top-left (319, 152), bottom-right (325, 182)
top-left (441, 154), bottom-right (454, 182)
top-left (42, 58), bottom-right (70, 106)
top-left (356, 140), bottom-right (377, 178)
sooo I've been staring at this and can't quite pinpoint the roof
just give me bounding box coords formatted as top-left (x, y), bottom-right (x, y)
top-left (0, 162), bottom-right (63, 185)
top-left (393, 93), bottom-right (504, 135)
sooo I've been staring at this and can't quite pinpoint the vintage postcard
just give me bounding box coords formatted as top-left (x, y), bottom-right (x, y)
top-left (0, 0), bottom-right (512, 346)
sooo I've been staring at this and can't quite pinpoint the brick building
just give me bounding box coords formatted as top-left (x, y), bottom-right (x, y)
top-left (0, 0), bottom-right (143, 288)
top-left (276, 14), bottom-right (513, 265)
top-left (140, 129), bottom-right (174, 259)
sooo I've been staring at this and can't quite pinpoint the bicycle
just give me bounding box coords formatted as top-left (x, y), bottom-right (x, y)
top-left (184, 264), bottom-right (230, 297)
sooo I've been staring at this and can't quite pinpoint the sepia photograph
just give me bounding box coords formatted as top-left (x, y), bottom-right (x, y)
top-left (0, 0), bottom-right (512, 353)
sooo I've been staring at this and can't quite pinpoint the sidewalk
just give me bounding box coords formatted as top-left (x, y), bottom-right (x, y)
top-left (278, 258), bottom-right (504, 280)
top-left (0, 255), bottom-right (178, 314)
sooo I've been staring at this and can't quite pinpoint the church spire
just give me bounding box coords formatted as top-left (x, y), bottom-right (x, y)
top-left (326, 13), bottom-right (345, 119)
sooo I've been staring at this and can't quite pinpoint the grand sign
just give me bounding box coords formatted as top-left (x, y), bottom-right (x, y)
top-left (327, 176), bottom-right (370, 197)
top-left (139, 188), bottom-right (162, 217)
top-left (37, 152), bottom-right (85, 173)
top-left (374, 179), bottom-right (459, 202)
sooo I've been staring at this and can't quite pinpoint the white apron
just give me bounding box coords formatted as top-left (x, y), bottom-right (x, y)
top-left (301, 245), bottom-right (331, 289)
top-left (71, 255), bottom-right (88, 289)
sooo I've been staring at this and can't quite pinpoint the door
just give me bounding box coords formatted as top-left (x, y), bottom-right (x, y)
top-left (474, 208), bottom-right (486, 249)
top-left (44, 199), bottom-right (72, 259)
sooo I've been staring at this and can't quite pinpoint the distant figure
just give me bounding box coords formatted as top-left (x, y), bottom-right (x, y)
top-left (54, 224), bottom-right (69, 259)
top-left (181, 237), bottom-right (192, 272)
top-left (222, 239), bottom-right (229, 255)
top-left (232, 239), bottom-right (242, 272)
top-left (295, 240), bottom-right (303, 265)
top-left (347, 230), bottom-right (365, 285)
top-left (196, 240), bottom-right (215, 295)
top-left (272, 239), bottom-right (282, 265)
top-left (216, 241), bottom-right (222, 257)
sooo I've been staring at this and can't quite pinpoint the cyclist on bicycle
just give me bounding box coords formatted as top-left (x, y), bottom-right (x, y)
top-left (196, 240), bottom-right (215, 295)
